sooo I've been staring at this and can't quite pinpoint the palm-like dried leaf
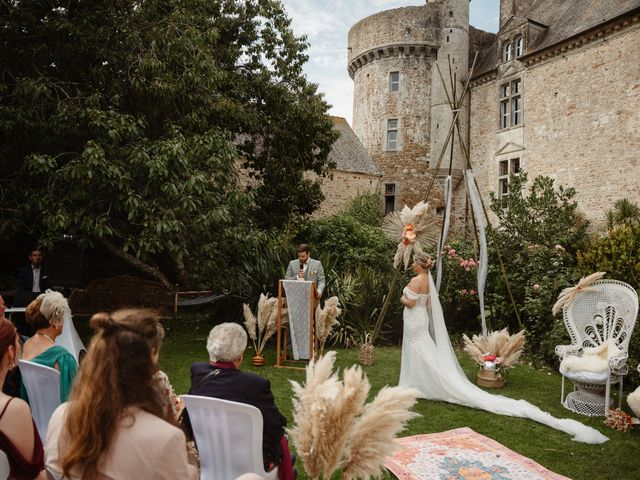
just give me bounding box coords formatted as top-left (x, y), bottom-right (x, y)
top-left (500, 330), bottom-right (526, 368)
top-left (462, 334), bottom-right (484, 364)
top-left (315, 296), bottom-right (342, 343)
top-left (257, 293), bottom-right (270, 332)
top-left (342, 386), bottom-right (420, 480)
top-left (552, 271), bottom-right (606, 315)
top-left (382, 201), bottom-right (440, 269)
top-left (243, 304), bottom-right (257, 341)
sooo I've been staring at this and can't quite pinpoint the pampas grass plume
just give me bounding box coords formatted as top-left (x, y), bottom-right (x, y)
top-left (342, 386), bottom-right (420, 480)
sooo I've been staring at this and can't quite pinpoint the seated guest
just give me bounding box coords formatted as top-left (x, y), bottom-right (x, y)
top-left (0, 317), bottom-right (45, 479)
top-left (20, 291), bottom-right (77, 402)
top-left (185, 323), bottom-right (294, 480)
top-left (45, 309), bottom-right (198, 480)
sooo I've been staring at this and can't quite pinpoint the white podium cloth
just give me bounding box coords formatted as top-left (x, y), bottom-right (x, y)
top-left (55, 310), bottom-right (86, 363)
top-left (282, 280), bottom-right (314, 360)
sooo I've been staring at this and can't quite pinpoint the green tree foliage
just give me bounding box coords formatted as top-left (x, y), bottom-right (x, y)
top-left (342, 192), bottom-right (384, 227)
top-left (486, 172), bottom-right (589, 358)
top-left (0, 0), bottom-right (336, 287)
top-left (577, 224), bottom-right (640, 288)
top-left (605, 198), bottom-right (640, 230)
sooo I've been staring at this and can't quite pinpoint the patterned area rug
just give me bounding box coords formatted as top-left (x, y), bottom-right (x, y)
top-left (385, 427), bottom-right (570, 480)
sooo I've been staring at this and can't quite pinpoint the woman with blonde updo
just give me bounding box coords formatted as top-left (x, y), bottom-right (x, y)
top-left (44, 309), bottom-right (197, 480)
top-left (21, 291), bottom-right (77, 402)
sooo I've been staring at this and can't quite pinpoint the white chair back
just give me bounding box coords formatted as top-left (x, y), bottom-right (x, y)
top-left (182, 395), bottom-right (278, 480)
top-left (564, 279), bottom-right (638, 352)
top-left (18, 360), bottom-right (61, 444)
top-left (55, 310), bottom-right (86, 363)
top-left (0, 450), bottom-right (10, 480)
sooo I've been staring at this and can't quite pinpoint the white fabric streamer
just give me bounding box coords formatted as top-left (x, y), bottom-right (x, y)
top-left (398, 273), bottom-right (608, 444)
top-left (435, 176), bottom-right (453, 292)
top-left (466, 170), bottom-right (488, 336)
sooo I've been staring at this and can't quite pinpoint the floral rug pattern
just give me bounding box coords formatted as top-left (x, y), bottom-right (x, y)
top-left (385, 427), bottom-right (570, 480)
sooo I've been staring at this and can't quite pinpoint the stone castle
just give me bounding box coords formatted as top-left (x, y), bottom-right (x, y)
top-left (336, 0), bottom-right (640, 228)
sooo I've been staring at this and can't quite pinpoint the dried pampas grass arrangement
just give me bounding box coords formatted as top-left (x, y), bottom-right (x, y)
top-left (381, 201), bottom-right (440, 269)
top-left (243, 293), bottom-right (279, 356)
top-left (315, 296), bottom-right (342, 355)
top-left (289, 352), bottom-right (420, 480)
top-left (463, 329), bottom-right (526, 371)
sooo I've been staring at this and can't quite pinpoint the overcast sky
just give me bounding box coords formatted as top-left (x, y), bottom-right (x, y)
top-left (280, 0), bottom-right (500, 124)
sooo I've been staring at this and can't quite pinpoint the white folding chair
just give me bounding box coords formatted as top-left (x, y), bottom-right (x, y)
top-left (0, 450), bottom-right (10, 480)
top-left (182, 395), bottom-right (278, 480)
top-left (55, 310), bottom-right (86, 363)
top-left (18, 360), bottom-right (61, 444)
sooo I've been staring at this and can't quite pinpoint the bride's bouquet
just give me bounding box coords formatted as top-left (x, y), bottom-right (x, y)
top-left (463, 329), bottom-right (525, 378)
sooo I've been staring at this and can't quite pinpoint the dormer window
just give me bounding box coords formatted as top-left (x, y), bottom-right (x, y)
top-left (502, 41), bottom-right (512, 62)
top-left (515, 35), bottom-right (524, 57)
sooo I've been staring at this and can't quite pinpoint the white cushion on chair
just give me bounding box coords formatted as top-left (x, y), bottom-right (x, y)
top-left (559, 364), bottom-right (609, 383)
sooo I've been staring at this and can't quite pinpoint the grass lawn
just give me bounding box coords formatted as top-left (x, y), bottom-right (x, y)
top-left (152, 315), bottom-right (639, 480)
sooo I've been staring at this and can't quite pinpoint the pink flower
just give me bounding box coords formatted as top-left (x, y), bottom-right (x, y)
top-left (495, 357), bottom-right (503, 365)
top-left (460, 289), bottom-right (467, 295)
top-left (468, 258), bottom-right (477, 267)
top-left (465, 267), bottom-right (471, 272)
top-left (470, 289), bottom-right (476, 295)
top-left (533, 284), bottom-right (540, 290)
top-left (460, 260), bottom-right (468, 268)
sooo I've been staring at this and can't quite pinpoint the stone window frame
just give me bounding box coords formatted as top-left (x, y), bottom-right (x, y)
top-left (498, 78), bottom-right (523, 129)
top-left (384, 183), bottom-right (396, 214)
top-left (389, 71), bottom-right (400, 92)
top-left (514, 35), bottom-right (524, 57)
top-left (502, 41), bottom-right (512, 63)
top-left (497, 157), bottom-right (522, 199)
top-left (386, 118), bottom-right (399, 151)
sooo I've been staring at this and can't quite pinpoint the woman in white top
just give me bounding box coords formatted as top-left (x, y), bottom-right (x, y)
top-left (399, 251), bottom-right (608, 444)
top-left (45, 309), bottom-right (197, 480)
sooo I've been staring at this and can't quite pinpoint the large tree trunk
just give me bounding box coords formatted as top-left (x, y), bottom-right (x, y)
top-left (94, 237), bottom-right (174, 291)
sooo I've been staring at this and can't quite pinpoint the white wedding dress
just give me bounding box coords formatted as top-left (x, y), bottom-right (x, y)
top-left (399, 273), bottom-right (608, 444)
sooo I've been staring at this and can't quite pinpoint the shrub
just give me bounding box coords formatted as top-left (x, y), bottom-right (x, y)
top-left (577, 223), bottom-right (640, 288)
top-left (342, 192), bottom-right (384, 227)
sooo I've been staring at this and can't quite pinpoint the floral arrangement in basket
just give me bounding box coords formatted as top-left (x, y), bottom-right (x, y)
top-left (289, 352), bottom-right (420, 480)
top-left (463, 329), bottom-right (526, 379)
top-left (315, 296), bottom-right (342, 355)
top-left (243, 293), bottom-right (282, 359)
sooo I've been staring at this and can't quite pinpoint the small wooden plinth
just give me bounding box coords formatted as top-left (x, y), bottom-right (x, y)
top-left (251, 355), bottom-right (266, 367)
top-left (477, 368), bottom-right (505, 388)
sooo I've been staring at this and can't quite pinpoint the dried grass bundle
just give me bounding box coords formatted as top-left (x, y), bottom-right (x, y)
top-left (342, 386), bottom-right (420, 480)
top-left (242, 293), bottom-right (279, 356)
top-left (463, 329), bottom-right (526, 371)
top-left (552, 271), bottom-right (606, 315)
top-left (382, 201), bottom-right (440, 269)
top-left (289, 352), bottom-right (420, 480)
top-left (315, 296), bottom-right (342, 354)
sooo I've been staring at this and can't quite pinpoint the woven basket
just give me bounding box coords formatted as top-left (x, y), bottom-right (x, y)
top-left (359, 334), bottom-right (375, 366)
top-left (477, 368), bottom-right (505, 388)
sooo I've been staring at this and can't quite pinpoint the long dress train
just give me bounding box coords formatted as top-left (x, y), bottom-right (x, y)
top-left (399, 273), bottom-right (608, 444)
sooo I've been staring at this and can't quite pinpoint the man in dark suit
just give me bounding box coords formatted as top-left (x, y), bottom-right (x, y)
top-left (17, 249), bottom-right (48, 293)
top-left (184, 323), bottom-right (294, 478)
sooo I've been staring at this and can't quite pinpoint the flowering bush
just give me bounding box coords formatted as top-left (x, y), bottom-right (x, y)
top-left (437, 241), bottom-right (483, 332)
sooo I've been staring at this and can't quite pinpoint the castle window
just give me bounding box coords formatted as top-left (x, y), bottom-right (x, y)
top-left (502, 41), bottom-right (512, 62)
top-left (386, 119), bottom-right (398, 151)
top-left (389, 71), bottom-right (399, 92)
top-left (497, 158), bottom-right (522, 199)
top-left (499, 79), bottom-right (523, 128)
top-left (515, 35), bottom-right (524, 57)
top-left (384, 183), bottom-right (396, 214)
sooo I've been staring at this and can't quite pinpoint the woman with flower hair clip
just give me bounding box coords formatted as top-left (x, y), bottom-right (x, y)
top-left (21, 290), bottom-right (78, 402)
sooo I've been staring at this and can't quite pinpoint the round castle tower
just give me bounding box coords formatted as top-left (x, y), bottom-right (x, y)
top-left (348, 0), bottom-right (469, 212)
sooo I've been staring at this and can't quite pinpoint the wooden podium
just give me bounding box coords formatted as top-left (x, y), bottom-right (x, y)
top-left (276, 279), bottom-right (318, 369)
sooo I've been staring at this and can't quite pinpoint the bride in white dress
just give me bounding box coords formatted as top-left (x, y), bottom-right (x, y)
top-left (399, 252), bottom-right (608, 444)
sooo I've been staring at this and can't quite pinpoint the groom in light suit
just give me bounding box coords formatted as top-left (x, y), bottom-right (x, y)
top-left (285, 244), bottom-right (325, 299)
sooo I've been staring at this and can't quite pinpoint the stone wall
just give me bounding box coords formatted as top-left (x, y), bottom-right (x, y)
top-left (470, 23), bottom-right (640, 228)
top-left (306, 170), bottom-right (381, 218)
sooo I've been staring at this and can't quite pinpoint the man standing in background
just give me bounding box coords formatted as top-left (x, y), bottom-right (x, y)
top-left (285, 244), bottom-right (325, 300)
top-left (17, 249), bottom-right (48, 293)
